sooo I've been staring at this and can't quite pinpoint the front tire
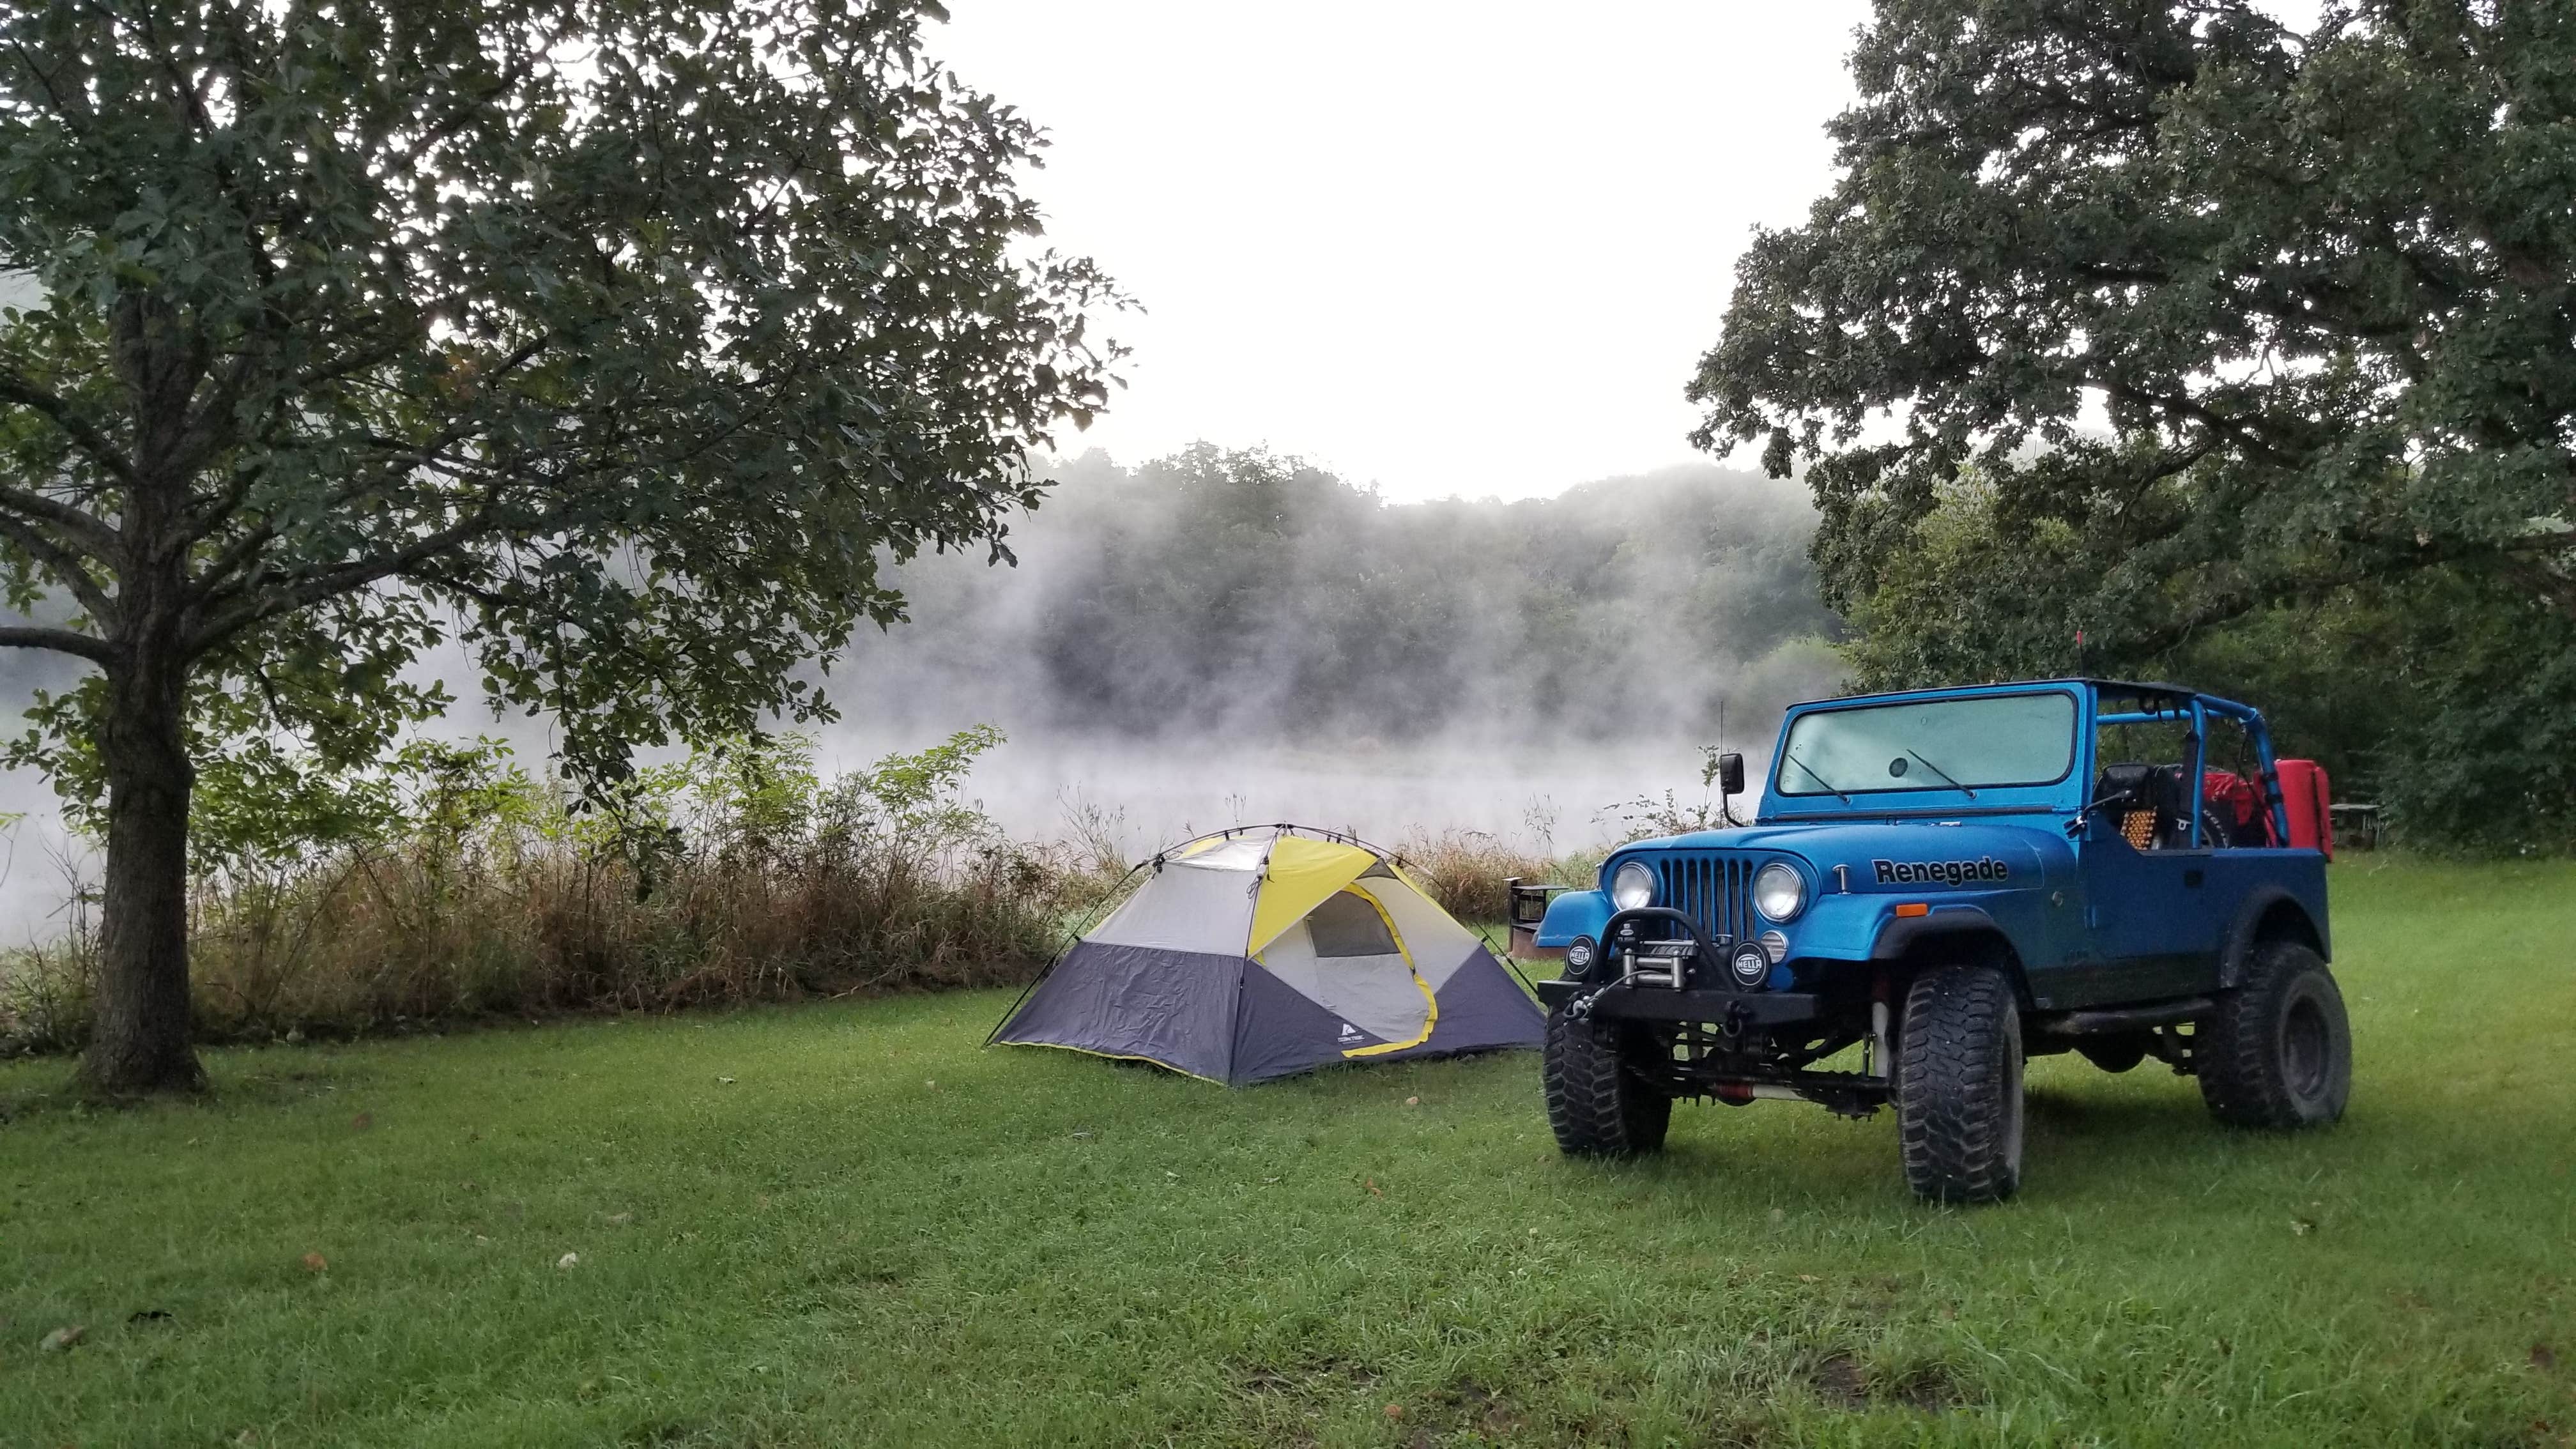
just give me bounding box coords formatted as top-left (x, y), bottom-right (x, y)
top-left (1542, 1008), bottom-right (1671, 1156)
top-left (1896, 965), bottom-right (2025, 1204)
top-left (2198, 940), bottom-right (2350, 1129)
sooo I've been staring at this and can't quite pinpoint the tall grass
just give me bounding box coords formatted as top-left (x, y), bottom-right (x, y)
top-left (1393, 828), bottom-right (1603, 924)
top-left (0, 730), bottom-right (1125, 1053)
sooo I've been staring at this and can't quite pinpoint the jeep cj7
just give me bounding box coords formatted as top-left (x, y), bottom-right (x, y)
top-left (1517, 679), bottom-right (2349, 1204)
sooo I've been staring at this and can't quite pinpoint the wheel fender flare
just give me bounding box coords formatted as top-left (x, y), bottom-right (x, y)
top-left (1869, 904), bottom-right (2004, 961)
top-left (2220, 886), bottom-right (2327, 990)
top-left (1867, 906), bottom-right (2035, 1006)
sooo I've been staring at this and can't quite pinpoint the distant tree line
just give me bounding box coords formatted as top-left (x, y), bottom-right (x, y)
top-left (841, 445), bottom-right (1842, 746)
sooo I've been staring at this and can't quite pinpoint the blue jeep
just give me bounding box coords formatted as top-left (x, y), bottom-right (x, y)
top-left (1522, 679), bottom-right (2349, 1203)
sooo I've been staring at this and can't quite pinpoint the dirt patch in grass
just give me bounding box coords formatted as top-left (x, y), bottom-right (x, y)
top-left (1809, 1351), bottom-right (1966, 1413)
top-left (1436, 1377), bottom-right (1524, 1438)
top-left (1232, 1359), bottom-right (1395, 1448)
top-left (1234, 1358), bottom-right (1383, 1398)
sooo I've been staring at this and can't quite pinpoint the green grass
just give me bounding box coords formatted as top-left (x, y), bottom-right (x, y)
top-left (3, 855), bottom-right (2573, 1447)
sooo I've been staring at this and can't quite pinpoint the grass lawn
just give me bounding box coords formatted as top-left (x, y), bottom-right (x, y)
top-left (4, 855), bottom-right (2573, 1447)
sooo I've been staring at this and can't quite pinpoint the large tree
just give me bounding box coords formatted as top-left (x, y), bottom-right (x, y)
top-left (1690, 0), bottom-right (2576, 670)
top-left (0, 0), bottom-right (1119, 1093)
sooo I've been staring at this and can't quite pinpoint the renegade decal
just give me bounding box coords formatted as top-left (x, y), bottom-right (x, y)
top-left (1871, 857), bottom-right (2009, 886)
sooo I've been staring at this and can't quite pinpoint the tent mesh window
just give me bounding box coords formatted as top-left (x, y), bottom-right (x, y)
top-left (1306, 891), bottom-right (1400, 957)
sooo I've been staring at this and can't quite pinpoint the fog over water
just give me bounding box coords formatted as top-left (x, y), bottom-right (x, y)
top-left (0, 449), bottom-right (1844, 938)
top-left (806, 448), bottom-right (1841, 860)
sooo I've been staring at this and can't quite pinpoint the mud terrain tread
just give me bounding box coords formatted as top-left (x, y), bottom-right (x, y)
top-left (2198, 939), bottom-right (2352, 1129)
top-left (1896, 965), bottom-right (2024, 1204)
top-left (1542, 1007), bottom-right (1671, 1156)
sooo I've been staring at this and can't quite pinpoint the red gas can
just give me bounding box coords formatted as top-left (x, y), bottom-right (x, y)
top-left (2276, 758), bottom-right (2334, 859)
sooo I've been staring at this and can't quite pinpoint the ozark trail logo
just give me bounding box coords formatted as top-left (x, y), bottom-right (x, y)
top-left (1337, 1022), bottom-right (1365, 1043)
top-left (1872, 856), bottom-right (2009, 887)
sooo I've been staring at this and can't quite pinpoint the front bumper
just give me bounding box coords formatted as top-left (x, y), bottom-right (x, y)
top-left (1533, 978), bottom-right (1825, 1029)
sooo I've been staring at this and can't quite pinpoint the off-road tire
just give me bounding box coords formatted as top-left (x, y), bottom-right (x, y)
top-left (1896, 965), bottom-right (2025, 1204)
top-left (2197, 940), bottom-right (2350, 1129)
top-left (1542, 1008), bottom-right (1671, 1156)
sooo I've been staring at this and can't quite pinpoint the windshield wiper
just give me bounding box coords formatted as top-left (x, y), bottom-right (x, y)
top-left (1904, 748), bottom-right (1977, 799)
top-left (1783, 750), bottom-right (1852, 804)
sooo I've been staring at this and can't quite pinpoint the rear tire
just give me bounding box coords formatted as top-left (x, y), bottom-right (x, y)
top-left (1896, 965), bottom-right (2025, 1204)
top-left (1542, 1008), bottom-right (1671, 1156)
top-left (2198, 940), bottom-right (2350, 1129)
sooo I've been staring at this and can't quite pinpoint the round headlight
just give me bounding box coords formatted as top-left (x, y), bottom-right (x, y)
top-left (1753, 862), bottom-right (1807, 922)
top-left (1611, 861), bottom-right (1655, 911)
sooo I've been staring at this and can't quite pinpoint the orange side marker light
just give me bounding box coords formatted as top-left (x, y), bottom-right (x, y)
top-left (1894, 902), bottom-right (1930, 918)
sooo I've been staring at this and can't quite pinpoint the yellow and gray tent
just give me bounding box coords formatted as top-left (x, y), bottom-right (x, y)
top-left (992, 827), bottom-right (1544, 1085)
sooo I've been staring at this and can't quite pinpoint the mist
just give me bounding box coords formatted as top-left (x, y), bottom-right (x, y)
top-left (804, 446), bottom-right (1843, 859)
top-left (0, 445), bottom-right (1844, 938)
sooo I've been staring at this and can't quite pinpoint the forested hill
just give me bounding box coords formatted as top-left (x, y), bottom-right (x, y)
top-left (834, 446), bottom-right (1843, 746)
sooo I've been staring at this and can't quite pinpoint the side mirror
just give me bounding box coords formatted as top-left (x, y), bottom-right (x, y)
top-left (1717, 751), bottom-right (1746, 797)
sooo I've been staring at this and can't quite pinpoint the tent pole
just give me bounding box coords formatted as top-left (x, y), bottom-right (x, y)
top-left (1475, 924), bottom-right (1545, 997)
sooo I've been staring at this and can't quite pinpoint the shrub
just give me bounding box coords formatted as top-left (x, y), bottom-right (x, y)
top-left (0, 729), bottom-right (1122, 1052)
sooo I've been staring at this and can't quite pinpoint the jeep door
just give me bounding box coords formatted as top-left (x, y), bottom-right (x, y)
top-left (2073, 825), bottom-right (2223, 1004)
top-left (2073, 697), bottom-right (2225, 1004)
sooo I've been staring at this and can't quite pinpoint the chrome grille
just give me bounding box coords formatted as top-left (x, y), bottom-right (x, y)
top-left (1654, 853), bottom-right (1754, 947)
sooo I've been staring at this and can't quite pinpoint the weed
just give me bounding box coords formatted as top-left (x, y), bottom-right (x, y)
top-left (0, 730), bottom-right (1126, 1050)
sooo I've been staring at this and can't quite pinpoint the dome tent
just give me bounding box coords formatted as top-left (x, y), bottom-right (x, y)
top-left (990, 826), bottom-right (1545, 1085)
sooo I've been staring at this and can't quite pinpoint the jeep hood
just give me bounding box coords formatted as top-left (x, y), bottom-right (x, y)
top-left (1618, 820), bottom-right (2067, 883)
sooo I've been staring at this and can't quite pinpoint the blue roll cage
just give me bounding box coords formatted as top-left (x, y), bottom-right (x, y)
top-left (1764, 679), bottom-right (2292, 848)
top-left (2092, 684), bottom-right (2290, 850)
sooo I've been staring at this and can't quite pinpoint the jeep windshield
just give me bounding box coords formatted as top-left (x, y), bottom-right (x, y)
top-left (1777, 692), bottom-right (2077, 797)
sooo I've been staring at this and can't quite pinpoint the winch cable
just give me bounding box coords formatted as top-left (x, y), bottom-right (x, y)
top-left (1556, 967), bottom-right (1653, 1023)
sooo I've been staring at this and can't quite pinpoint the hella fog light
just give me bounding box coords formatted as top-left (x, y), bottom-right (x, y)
top-left (1729, 940), bottom-right (1771, 988)
top-left (1565, 937), bottom-right (1597, 976)
top-left (1754, 862), bottom-right (1807, 922)
top-left (1611, 861), bottom-right (1655, 911)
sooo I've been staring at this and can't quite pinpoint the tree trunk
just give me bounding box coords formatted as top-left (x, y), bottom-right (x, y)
top-left (77, 642), bottom-right (203, 1096)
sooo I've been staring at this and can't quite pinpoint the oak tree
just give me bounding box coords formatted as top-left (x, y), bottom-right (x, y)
top-left (0, 0), bottom-right (1119, 1092)
top-left (1690, 0), bottom-right (2575, 673)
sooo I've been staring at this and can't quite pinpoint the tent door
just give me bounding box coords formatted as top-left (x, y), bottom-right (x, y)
top-left (1257, 886), bottom-right (1438, 1056)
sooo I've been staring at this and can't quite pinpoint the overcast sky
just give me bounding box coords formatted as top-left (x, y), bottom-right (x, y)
top-left (934, 0), bottom-right (1877, 504)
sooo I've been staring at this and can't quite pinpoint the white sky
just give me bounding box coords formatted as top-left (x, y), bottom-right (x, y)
top-left (934, 0), bottom-right (1876, 504)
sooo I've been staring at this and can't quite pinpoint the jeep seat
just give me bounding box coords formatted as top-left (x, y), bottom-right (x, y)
top-left (2094, 763), bottom-right (2193, 850)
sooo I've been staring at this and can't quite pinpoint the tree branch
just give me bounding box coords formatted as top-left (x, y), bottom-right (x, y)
top-left (376, 49), bottom-right (546, 176)
top-left (0, 478), bottom-right (120, 558)
top-left (185, 333), bottom-right (553, 586)
top-left (186, 502), bottom-right (512, 655)
top-left (0, 513), bottom-right (118, 627)
top-left (0, 369), bottom-right (140, 491)
top-left (0, 624), bottom-right (112, 664)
